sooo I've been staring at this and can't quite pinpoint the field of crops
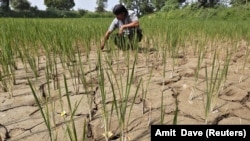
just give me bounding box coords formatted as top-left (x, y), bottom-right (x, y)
top-left (1, 16), bottom-right (250, 141)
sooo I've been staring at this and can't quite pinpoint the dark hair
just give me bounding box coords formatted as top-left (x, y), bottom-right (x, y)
top-left (112, 4), bottom-right (128, 15)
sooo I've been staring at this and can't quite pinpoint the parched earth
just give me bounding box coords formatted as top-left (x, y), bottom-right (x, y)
top-left (1, 43), bottom-right (250, 141)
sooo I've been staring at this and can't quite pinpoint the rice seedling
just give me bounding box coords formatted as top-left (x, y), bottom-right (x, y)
top-left (141, 66), bottom-right (154, 115)
top-left (97, 50), bottom-right (110, 141)
top-left (63, 74), bottom-right (83, 141)
top-left (160, 41), bottom-right (168, 124)
top-left (28, 79), bottom-right (54, 141)
top-left (0, 31), bottom-right (16, 96)
top-left (204, 49), bottom-right (230, 124)
top-left (76, 46), bottom-right (95, 122)
top-left (104, 49), bottom-right (142, 141)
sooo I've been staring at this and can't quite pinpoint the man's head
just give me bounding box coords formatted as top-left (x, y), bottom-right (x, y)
top-left (113, 4), bottom-right (128, 20)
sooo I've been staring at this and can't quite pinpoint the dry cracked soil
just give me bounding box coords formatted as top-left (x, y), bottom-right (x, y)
top-left (1, 43), bottom-right (250, 141)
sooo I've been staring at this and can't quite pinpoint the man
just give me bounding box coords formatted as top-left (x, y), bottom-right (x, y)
top-left (101, 4), bottom-right (142, 50)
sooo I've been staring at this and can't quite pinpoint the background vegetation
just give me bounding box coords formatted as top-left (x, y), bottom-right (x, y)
top-left (0, 0), bottom-right (250, 19)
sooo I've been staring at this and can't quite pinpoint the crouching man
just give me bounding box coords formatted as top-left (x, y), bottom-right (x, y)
top-left (101, 4), bottom-right (143, 50)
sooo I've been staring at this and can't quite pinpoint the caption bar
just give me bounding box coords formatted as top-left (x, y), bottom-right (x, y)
top-left (151, 125), bottom-right (250, 140)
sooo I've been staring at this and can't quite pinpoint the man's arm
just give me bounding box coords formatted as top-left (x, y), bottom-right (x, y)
top-left (118, 20), bottom-right (139, 35)
top-left (101, 19), bottom-right (117, 50)
top-left (101, 30), bottom-right (112, 50)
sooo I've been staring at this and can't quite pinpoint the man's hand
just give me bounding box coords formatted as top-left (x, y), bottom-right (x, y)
top-left (101, 40), bottom-right (105, 50)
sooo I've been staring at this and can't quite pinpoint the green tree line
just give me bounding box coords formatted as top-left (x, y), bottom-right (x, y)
top-left (0, 0), bottom-right (249, 16)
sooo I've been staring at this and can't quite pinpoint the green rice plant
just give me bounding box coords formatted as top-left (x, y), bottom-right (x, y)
top-left (76, 44), bottom-right (94, 121)
top-left (32, 63), bottom-right (60, 140)
top-left (52, 54), bottom-right (60, 90)
top-left (36, 63), bottom-right (62, 140)
top-left (0, 34), bottom-right (16, 95)
top-left (67, 61), bottom-right (80, 94)
top-left (204, 49), bottom-right (230, 123)
top-left (160, 43), bottom-right (168, 124)
top-left (120, 51), bottom-right (139, 139)
top-left (204, 51), bottom-right (218, 124)
top-left (45, 65), bottom-right (52, 104)
top-left (26, 52), bottom-right (39, 79)
top-left (195, 44), bottom-right (206, 83)
top-left (167, 28), bottom-right (180, 77)
top-left (160, 90), bottom-right (165, 125)
top-left (28, 79), bottom-right (53, 141)
top-left (189, 40), bottom-right (207, 101)
top-left (58, 74), bottom-right (79, 140)
top-left (141, 67), bottom-right (154, 115)
top-left (97, 50), bottom-right (110, 141)
top-left (82, 119), bottom-right (87, 141)
top-left (63, 74), bottom-right (83, 141)
top-left (0, 73), bottom-right (13, 94)
top-left (81, 26), bottom-right (92, 59)
top-left (188, 42), bottom-right (207, 104)
top-left (120, 51), bottom-right (136, 126)
top-left (40, 36), bottom-right (53, 69)
top-left (105, 50), bottom-right (141, 141)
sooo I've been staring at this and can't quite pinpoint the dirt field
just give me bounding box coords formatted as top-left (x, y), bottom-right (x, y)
top-left (1, 42), bottom-right (250, 141)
